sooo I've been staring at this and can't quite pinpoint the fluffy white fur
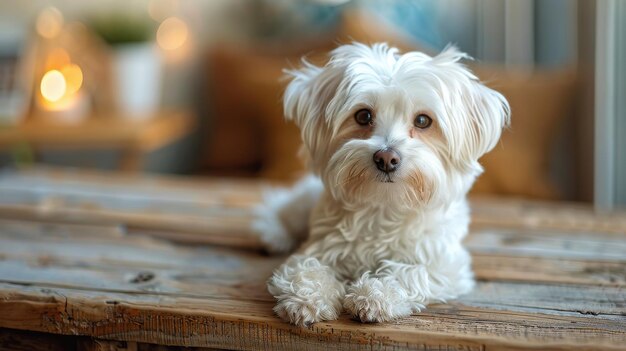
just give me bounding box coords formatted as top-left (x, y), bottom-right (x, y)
top-left (255, 42), bottom-right (510, 326)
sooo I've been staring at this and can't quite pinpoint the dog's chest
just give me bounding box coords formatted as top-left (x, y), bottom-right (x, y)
top-left (306, 208), bottom-right (434, 276)
top-left (305, 201), bottom-right (470, 279)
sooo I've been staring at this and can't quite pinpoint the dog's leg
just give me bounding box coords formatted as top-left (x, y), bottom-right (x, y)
top-left (344, 248), bottom-right (474, 323)
top-left (252, 175), bottom-right (323, 253)
top-left (268, 255), bottom-right (345, 326)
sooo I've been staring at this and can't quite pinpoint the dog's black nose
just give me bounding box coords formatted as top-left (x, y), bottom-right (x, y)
top-left (373, 148), bottom-right (400, 173)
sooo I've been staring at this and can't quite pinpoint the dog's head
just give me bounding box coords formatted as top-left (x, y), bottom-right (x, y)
top-left (284, 43), bottom-right (510, 209)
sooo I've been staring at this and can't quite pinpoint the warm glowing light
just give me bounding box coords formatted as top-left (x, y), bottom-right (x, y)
top-left (61, 64), bottom-right (83, 95)
top-left (45, 48), bottom-right (71, 70)
top-left (157, 17), bottom-right (188, 51)
top-left (41, 70), bottom-right (67, 103)
top-left (36, 7), bottom-right (64, 39)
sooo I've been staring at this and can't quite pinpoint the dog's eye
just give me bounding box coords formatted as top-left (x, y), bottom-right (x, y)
top-left (414, 114), bottom-right (432, 129)
top-left (354, 109), bottom-right (373, 126)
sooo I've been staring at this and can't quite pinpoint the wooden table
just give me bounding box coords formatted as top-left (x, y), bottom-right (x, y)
top-left (0, 167), bottom-right (624, 350)
top-left (0, 111), bottom-right (195, 171)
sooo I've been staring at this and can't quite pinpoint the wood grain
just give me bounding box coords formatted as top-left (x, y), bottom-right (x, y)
top-left (0, 168), bottom-right (625, 350)
top-left (0, 167), bottom-right (265, 248)
top-left (1, 282), bottom-right (624, 351)
top-left (471, 196), bottom-right (626, 235)
top-left (1, 167), bottom-right (625, 250)
top-left (1, 218), bottom-right (625, 350)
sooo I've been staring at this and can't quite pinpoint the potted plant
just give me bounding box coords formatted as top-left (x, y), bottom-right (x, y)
top-left (90, 14), bottom-right (161, 118)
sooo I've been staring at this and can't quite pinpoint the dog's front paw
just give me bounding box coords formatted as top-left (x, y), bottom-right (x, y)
top-left (268, 256), bottom-right (345, 326)
top-left (273, 296), bottom-right (340, 327)
top-left (344, 275), bottom-right (413, 323)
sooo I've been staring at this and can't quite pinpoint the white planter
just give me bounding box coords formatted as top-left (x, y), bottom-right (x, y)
top-left (111, 42), bottom-right (162, 119)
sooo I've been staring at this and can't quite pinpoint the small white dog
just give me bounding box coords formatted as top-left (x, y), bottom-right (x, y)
top-left (254, 42), bottom-right (510, 326)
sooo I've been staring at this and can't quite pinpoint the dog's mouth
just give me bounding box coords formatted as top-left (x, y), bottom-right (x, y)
top-left (376, 173), bottom-right (395, 183)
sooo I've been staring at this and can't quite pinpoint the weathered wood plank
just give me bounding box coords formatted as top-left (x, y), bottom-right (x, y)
top-left (0, 196), bottom-right (260, 249)
top-left (0, 219), bottom-right (625, 349)
top-left (0, 168), bottom-right (625, 350)
top-left (472, 254), bottom-right (626, 286)
top-left (466, 228), bottom-right (626, 260)
top-left (3, 223), bottom-right (626, 317)
top-left (0, 167), bottom-right (263, 248)
top-left (1, 230), bottom-right (624, 320)
top-left (0, 283), bottom-right (624, 351)
top-left (471, 196), bottom-right (626, 235)
top-left (2, 219), bottom-right (624, 287)
top-left (0, 167), bottom-right (625, 251)
top-left (2, 266), bottom-right (623, 321)
top-left (0, 166), bottom-right (266, 198)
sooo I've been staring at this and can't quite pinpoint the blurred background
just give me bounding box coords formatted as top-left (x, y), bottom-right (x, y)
top-left (0, 0), bottom-right (623, 208)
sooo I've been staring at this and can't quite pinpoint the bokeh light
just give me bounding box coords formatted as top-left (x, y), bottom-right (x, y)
top-left (40, 70), bottom-right (67, 103)
top-left (36, 7), bottom-right (64, 39)
top-left (157, 17), bottom-right (189, 51)
top-left (61, 64), bottom-right (83, 95)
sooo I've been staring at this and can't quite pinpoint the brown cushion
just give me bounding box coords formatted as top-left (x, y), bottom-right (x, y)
top-left (471, 67), bottom-right (577, 199)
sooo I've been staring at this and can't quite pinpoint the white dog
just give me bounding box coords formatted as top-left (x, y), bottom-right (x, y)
top-left (253, 42), bottom-right (510, 326)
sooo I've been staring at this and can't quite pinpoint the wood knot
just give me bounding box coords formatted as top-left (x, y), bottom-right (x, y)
top-left (130, 272), bottom-right (155, 283)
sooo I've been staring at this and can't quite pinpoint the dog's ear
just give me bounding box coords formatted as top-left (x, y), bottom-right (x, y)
top-left (463, 82), bottom-right (511, 160)
top-left (283, 61), bottom-right (344, 129)
top-left (283, 60), bottom-right (345, 163)
top-left (432, 46), bottom-right (511, 164)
